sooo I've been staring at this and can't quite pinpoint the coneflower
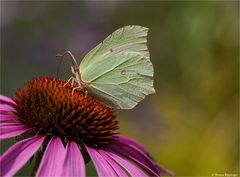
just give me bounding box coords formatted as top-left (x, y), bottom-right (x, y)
top-left (0, 77), bottom-right (173, 177)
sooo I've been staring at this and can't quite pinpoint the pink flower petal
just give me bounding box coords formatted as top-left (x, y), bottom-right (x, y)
top-left (108, 137), bottom-right (159, 175)
top-left (156, 165), bottom-right (175, 176)
top-left (0, 95), bottom-right (16, 116)
top-left (61, 141), bottom-right (86, 177)
top-left (0, 123), bottom-right (31, 141)
top-left (0, 135), bottom-right (45, 177)
top-left (36, 137), bottom-right (67, 177)
top-left (113, 135), bottom-right (148, 154)
top-left (112, 135), bottom-right (174, 176)
top-left (108, 143), bottom-right (160, 176)
top-left (85, 145), bottom-right (117, 177)
top-left (0, 114), bottom-right (18, 123)
top-left (106, 151), bottom-right (147, 177)
top-left (98, 150), bottom-right (128, 177)
top-left (0, 104), bottom-right (15, 113)
top-left (0, 95), bottom-right (15, 106)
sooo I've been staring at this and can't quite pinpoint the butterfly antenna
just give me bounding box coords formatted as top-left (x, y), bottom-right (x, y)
top-left (56, 51), bottom-right (79, 70)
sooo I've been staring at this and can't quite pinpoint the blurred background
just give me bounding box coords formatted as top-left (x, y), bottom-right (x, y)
top-left (1, 1), bottom-right (239, 176)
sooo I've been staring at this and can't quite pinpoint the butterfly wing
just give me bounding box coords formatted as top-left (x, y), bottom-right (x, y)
top-left (80, 25), bottom-right (155, 109)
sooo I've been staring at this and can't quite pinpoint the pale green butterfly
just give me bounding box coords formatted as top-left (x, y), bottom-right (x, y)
top-left (57, 25), bottom-right (155, 109)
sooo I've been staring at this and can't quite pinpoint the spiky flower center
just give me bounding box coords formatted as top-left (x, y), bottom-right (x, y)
top-left (13, 77), bottom-right (118, 147)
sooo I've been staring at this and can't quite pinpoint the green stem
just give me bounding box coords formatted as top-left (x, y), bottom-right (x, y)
top-left (30, 137), bottom-right (49, 176)
top-left (30, 150), bottom-right (43, 176)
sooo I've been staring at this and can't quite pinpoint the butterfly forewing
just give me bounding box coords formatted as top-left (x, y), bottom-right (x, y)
top-left (79, 25), bottom-right (155, 109)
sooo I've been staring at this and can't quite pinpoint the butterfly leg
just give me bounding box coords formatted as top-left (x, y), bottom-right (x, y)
top-left (84, 90), bottom-right (88, 98)
top-left (64, 77), bottom-right (78, 87)
top-left (72, 85), bottom-right (82, 95)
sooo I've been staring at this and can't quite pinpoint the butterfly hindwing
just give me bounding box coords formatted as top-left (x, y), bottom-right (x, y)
top-left (80, 25), bottom-right (155, 109)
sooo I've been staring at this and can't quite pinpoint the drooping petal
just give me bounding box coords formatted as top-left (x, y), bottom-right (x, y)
top-left (0, 135), bottom-right (45, 177)
top-left (107, 140), bottom-right (159, 176)
top-left (85, 145), bottom-right (117, 177)
top-left (108, 143), bottom-right (159, 176)
top-left (0, 95), bottom-right (16, 116)
top-left (98, 149), bottom-right (128, 177)
top-left (0, 114), bottom-right (18, 123)
top-left (61, 141), bottom-right (85, 177)
top-left (0, 104), bottom-right (15, 114)
top-left (0, 95), bottom-right (15, 106)
top-left (0, 123), bottom-right (31, 141)
top-left (106, 151), bottom-right (147, 177)
top-left (156, 165), bottom-right (175, 176)
top-left (36, 137), bottom-right (67, 177)
top-left (112, 135), bottom-right (148, 154)
top-left (112, 135), bottom-right (174, 176)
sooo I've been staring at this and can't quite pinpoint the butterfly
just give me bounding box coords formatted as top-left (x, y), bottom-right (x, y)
top-left (57, 25), bottom-right (155, 109)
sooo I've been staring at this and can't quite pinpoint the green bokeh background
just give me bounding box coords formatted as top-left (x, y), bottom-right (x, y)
top-left (1, 1), bottom-right (239, 176)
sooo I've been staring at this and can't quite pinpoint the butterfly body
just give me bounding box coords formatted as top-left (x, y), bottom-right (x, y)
top-left (59, 25), bottom-right (155, 109)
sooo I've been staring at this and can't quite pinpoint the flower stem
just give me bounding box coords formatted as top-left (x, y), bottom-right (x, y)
top-left (30, 150), bottom-right (43, 176)
top-left (30, 137), bottom-right (49, 176)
